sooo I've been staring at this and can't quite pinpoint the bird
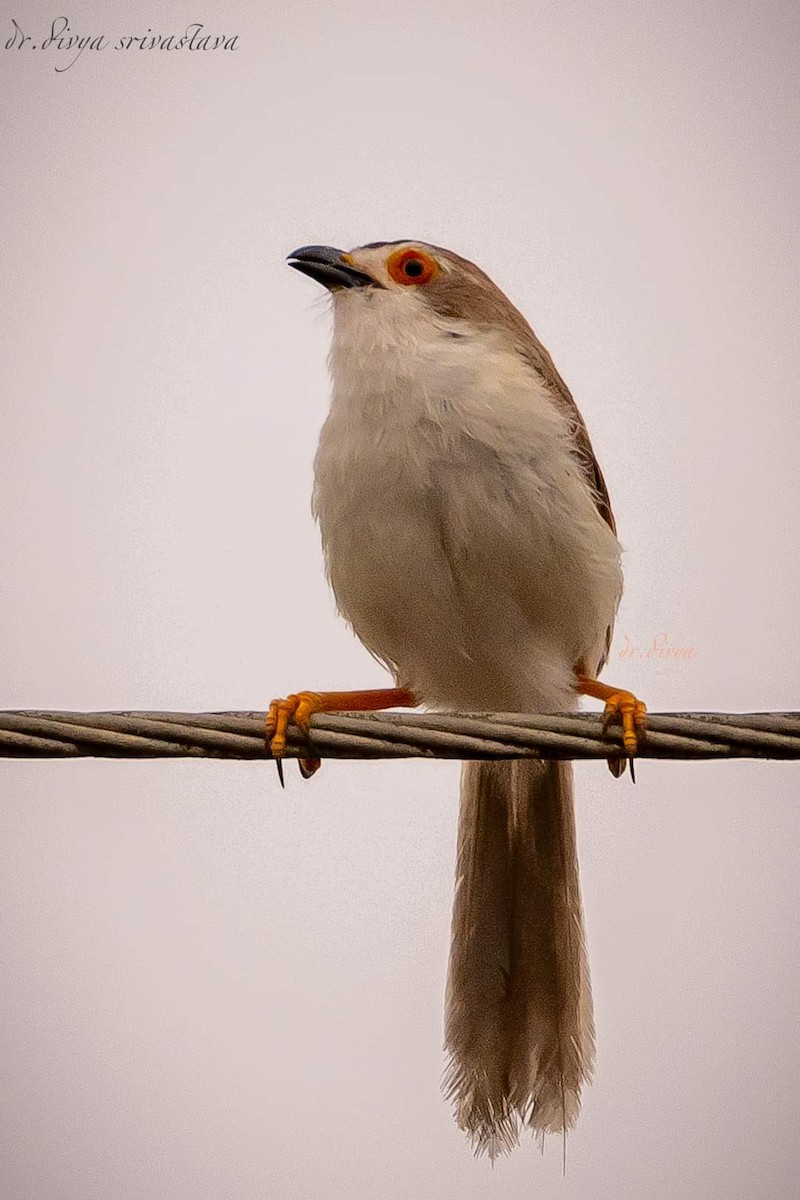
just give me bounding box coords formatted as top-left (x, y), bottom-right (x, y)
top-left (267, 240), bottom-right (646, 1158)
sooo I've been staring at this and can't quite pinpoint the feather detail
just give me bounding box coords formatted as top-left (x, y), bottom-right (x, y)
top-left (444, 758), bottom-right (594, 1158)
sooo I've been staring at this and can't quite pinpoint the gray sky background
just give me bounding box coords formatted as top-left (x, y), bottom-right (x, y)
top-left (1, 1), bottom-right (799, 1196)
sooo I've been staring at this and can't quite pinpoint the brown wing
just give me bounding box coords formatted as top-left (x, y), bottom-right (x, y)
top-left (360, 242), bottom-right (620, 671)
top-left (520, 338), bottom-right (617, 671)
top-left (495, 296), bottom-right (619, 672)
top-left (418, 243), bottom-right (617, 535)
top-left (512, 330), bottom-right (617, 536)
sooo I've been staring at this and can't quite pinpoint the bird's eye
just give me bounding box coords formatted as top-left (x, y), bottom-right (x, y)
top-left (386, 247), bottom-right (439, 286)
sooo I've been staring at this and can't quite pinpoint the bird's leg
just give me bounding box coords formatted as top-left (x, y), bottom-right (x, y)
top-left (265, 687), bottom-right (417, 783)
top-left (575, 673), bottom-right (647, 779)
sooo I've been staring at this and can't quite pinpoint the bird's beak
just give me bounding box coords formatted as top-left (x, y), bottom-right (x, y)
top-left (287, 245), bottom-right (375, 291)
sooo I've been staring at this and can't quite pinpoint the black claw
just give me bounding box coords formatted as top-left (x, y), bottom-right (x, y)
top-left (607, 754), bottom-right (625, 778)
top-left (629, 757), bottom-right (636, 784)
top-left (275, 758), bottom-right (285, 788)
top-left (298, 757), bottom-right (320, 780)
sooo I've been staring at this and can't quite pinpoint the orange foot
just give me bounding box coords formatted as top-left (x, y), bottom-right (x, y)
top-left (576, 674), bottom-right (647, 780)
top-left (265, 687), bottom-right (417, 785)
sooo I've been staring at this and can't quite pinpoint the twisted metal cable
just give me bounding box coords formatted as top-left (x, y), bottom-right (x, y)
top-left (1, 710), bottom-right (799, 762)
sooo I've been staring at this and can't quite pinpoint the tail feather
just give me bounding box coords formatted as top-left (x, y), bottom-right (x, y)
top-left (443, 758), bottom-right (594, 1158)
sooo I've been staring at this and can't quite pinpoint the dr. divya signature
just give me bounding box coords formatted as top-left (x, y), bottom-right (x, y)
top-left (5, 18), bottom-right (239, 72)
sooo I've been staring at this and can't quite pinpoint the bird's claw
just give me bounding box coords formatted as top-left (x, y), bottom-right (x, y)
top-left (265, 691), bottom-right (324, 783)
top-left (601, 690), bottom-right (647, 781)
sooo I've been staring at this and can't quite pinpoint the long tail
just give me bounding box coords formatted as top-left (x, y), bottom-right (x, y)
top-left (443, 758), bottom-right (594, 1159)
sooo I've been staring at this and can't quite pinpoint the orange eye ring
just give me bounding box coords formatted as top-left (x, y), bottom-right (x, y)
top-left (386, 247), bottom-right (439, 286)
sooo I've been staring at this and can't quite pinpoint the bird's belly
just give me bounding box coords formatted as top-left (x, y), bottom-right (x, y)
top-left (314, 422), bottom-right (622, 713)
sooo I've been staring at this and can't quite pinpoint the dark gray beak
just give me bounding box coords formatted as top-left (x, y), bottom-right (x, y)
top-left (287, 245), bottom-right (375, 290)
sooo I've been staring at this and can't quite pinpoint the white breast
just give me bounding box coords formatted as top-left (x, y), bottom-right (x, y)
top-left (312, 289), bottom-right (623, 713)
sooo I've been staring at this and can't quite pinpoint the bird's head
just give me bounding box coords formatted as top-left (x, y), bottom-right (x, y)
top-left (287, 240), bottom-right (534, 340)
top-left (287, 239), bottom-right (573, 409)
top-left (286, 238), bottom-right (616, 535)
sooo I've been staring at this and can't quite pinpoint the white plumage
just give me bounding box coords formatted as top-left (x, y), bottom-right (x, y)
top-left (315, 283), bottom-right (622, 713)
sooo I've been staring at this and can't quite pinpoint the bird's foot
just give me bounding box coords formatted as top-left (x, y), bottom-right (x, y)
top-left (265, 687), bottom-right (417, 785)
top-left (265, 692), bottom-right (326, 784)
top-left (576, 674), bottom-right (647, 780)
